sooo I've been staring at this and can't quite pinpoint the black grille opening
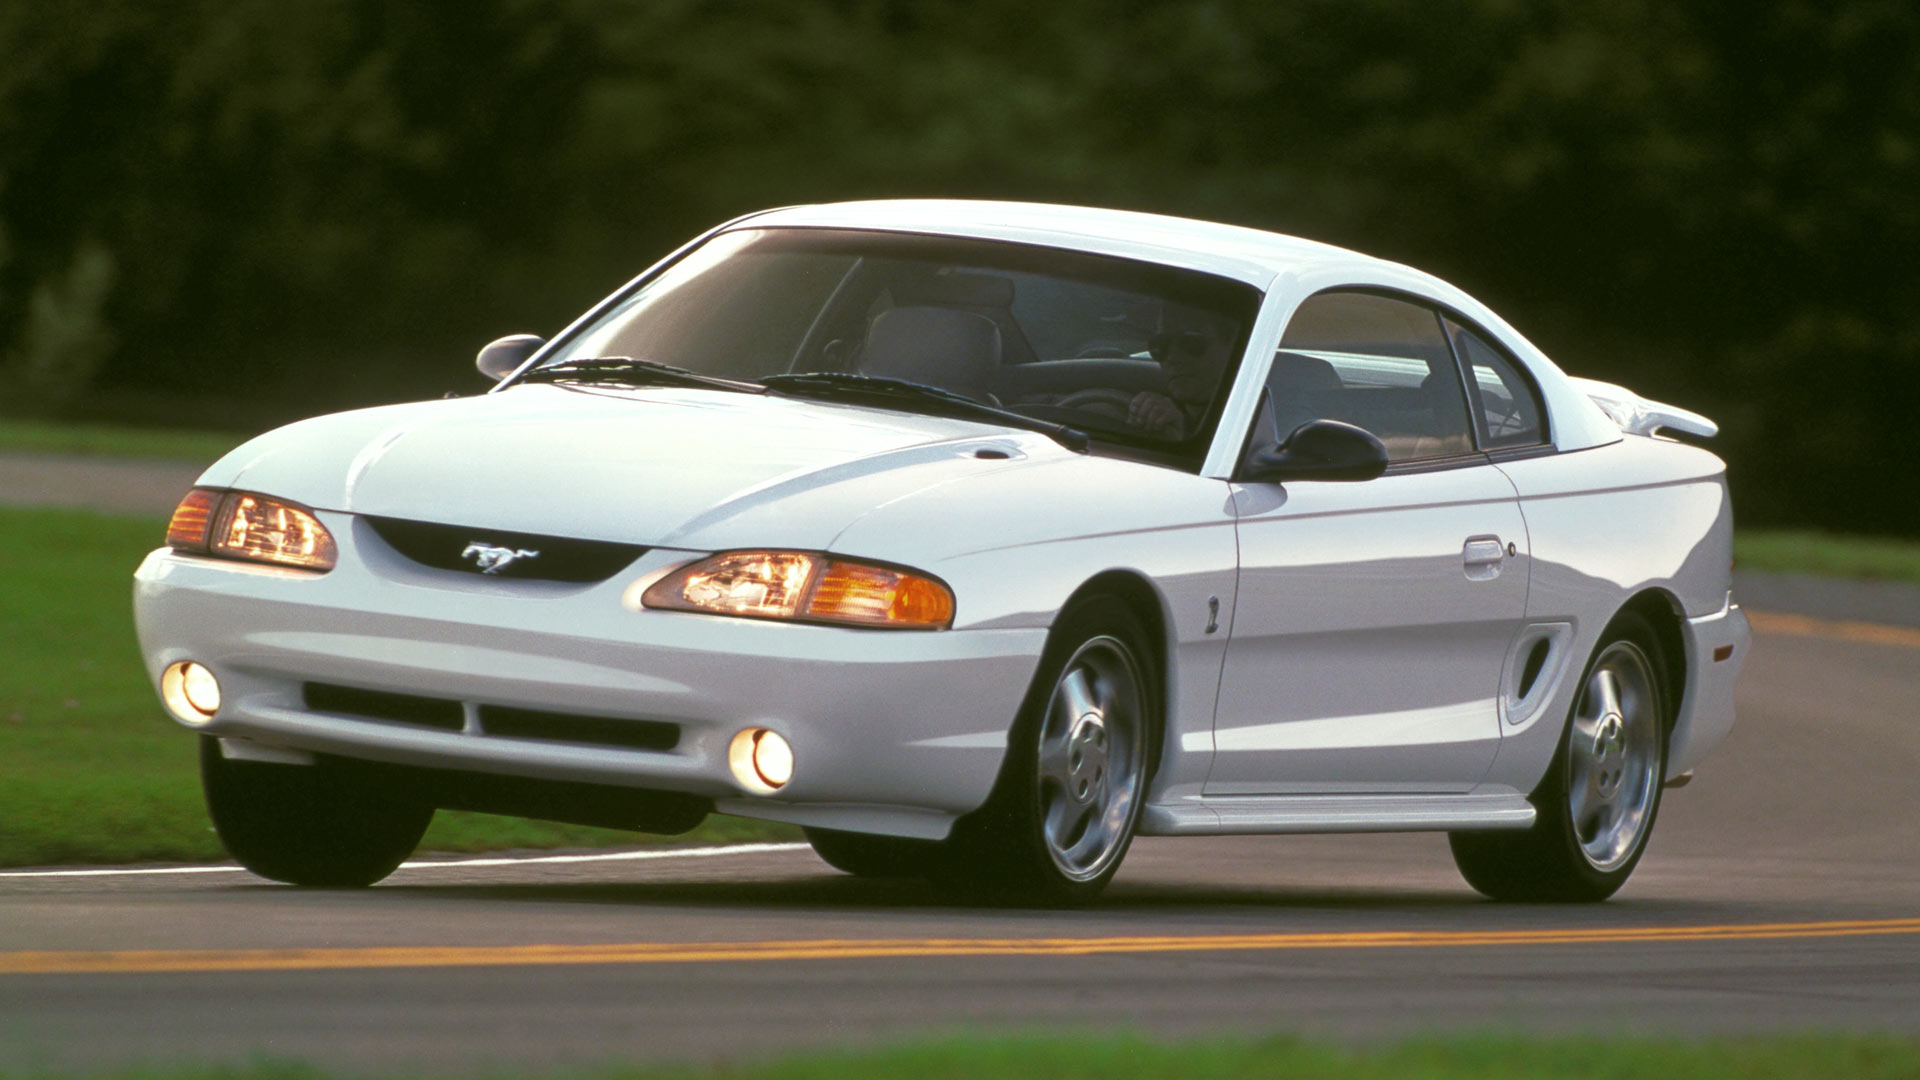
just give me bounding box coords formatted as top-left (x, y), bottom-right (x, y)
top-left (478, 704), bottom-right (679, 752)
top-left (365, 516), bottom-right (648, 583)
top-left (304, 683), bottom-right (465, 732)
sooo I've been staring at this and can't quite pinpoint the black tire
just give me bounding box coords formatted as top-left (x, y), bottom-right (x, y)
top-left (932, 594), bottom-right (1159, 906)
top-left (1450, 611), bottom-right (1671, 902)
top-left (200, 737), bottom-right (433, 887)
top-left (804, 827), bottom-right (941, 878)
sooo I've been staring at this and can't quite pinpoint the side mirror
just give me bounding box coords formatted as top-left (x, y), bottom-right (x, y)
top-left (1241, 419), bottom-right (1389, 483)
top-left (476, 334), bottom-right (545, 382)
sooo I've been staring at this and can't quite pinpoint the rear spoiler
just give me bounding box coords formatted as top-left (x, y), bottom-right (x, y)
top-left (1568, 377), bottom-right (1718, 439)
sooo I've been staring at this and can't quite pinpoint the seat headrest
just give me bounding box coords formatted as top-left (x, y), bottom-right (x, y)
top-left (861, 307), bottom-right (1003, 401)
top-left (1269, 350), bottom-right (1344, 392)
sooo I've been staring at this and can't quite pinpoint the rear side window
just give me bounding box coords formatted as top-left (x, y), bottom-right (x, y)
top-left (1265, 291), bottom-right (1475, 463)
top-left (1445, 319), bottom-right (1548, 449)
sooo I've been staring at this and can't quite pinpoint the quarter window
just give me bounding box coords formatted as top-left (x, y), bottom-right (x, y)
top-left (1445, 319), bottom-right (1547, 449)
top-left (1261, 291), bottom-right (1475, 463)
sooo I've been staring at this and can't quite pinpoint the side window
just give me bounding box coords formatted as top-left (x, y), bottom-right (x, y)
top-left (1445, 319), bottom-right (1547, 449)
top-left (1263, 291), bottom-right (1475, 463)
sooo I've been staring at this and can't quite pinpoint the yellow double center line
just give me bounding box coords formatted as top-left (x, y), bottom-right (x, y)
top-left (4, 917), bottom-right (1918, 976)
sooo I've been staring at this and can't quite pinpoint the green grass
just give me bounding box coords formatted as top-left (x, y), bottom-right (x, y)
top-left (0, 418), bottom-right (252, 465)
top-left (1735, 528), bottom-right (1920, 586)
top-left (0, 504), bottom-right (794, 868)
top-left (1, 1033), bottom-right (1916, 1079)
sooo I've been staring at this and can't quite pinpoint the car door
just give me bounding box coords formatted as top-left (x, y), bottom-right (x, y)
top-left (1207, 290), bottom-right (1530, 795)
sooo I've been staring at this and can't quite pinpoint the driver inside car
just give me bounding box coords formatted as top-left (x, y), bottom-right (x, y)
top-left (1126, 326), bottom-right (1225, 440)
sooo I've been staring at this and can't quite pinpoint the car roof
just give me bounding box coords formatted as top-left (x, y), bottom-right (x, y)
top-left (726, 199), bottom-right (1625, 455)
top-left (740, 199), bottom-right (1400, 287)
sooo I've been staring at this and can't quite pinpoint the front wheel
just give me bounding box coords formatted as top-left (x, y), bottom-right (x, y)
top-left (934, 596), bottom-right (1157, 905)
top-left (200, 737), bottom-right (433, 887)
top-left (1450, 612), bottom-right (1669, 902)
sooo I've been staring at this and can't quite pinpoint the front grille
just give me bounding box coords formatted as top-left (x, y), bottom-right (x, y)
top-left (365, 516), bottom-right (648, 583)
top-left (478, 704), bottom-right (680, 752)
top-left (300, 682), bottom-right (680, 752)
top-left (304, 683), bottom-right (465, 731)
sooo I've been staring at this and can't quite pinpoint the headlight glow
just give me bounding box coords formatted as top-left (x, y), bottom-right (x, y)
top-left (643, 551), bottom-right (954, 629)
top-left (167, 488), bottom-right (338, 572)
top-left (160, 660), bottom-right (221, 724)
top-left (728, 727), bottom-right (793, 793)
top-left (214, 494), bottom-right (337, 570)
top-left (181, 662), bottom-right (222, 715)
top-left (668, 551), bottom-right (818, 619)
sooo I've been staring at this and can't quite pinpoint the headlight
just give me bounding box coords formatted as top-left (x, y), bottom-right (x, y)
top-left (642, 551), bottom-right (954, 629)
top-left (167, 488), bottom-right (338, 572)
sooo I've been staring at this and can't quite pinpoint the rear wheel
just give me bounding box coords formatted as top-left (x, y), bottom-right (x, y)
top-left (933, 595), bottom-right (1156, 905)
top-left (1450, 612), bottom-right (1669, 901)
top-left (200, 737), bottom-right (433, 887)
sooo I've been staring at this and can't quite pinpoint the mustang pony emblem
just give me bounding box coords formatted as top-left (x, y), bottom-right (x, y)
top-left (461, 541), bottom-right (540, 574)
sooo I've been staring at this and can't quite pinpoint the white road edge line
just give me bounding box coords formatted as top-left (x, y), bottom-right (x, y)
top-left (0, 842), bottom-right (814, 879)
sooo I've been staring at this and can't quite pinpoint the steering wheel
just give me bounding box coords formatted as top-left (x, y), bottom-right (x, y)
top-left (1052, 387), bottom-right (1139, 419)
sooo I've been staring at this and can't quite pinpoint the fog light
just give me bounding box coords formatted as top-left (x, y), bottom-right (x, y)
top-left (728, 727), bottom-right (793, 794)
top-left (161, 661), bottom-right (221, 724)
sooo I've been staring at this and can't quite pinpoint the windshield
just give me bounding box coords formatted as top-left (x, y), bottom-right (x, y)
top-left (532, 228), bottom-right (1263, 468)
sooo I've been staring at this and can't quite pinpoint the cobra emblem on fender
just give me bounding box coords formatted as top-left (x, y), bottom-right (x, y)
top-left (461, 541), bottom-right (540, 575)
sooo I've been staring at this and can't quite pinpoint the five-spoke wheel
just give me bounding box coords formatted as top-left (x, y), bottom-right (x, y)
top-left (1450, 611), bottom-right (1670, 902)
top-left (1566, 640), bottom-right (1661, 873)
top-left (935, 594), bottom-right (1156, 904)
top-left (1033, 636), bottom-right (1147, 884)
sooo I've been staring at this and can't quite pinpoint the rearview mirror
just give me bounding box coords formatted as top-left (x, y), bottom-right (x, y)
top-left (1240, 419), bottom-right (1389, 483)
top-left (476, 334), bottom-right (545, 382)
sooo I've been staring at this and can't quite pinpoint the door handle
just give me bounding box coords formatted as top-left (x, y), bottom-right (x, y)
top-left (1463, 538), bottom-right (1505, 565)
top-left (1463, 536), bottom-right (1505, 580)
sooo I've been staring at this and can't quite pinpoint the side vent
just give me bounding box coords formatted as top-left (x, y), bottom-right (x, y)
top-left (1503, 623), bottom-right (1573, 728)
top-left (1517, 638), bottom-right (1552, 699)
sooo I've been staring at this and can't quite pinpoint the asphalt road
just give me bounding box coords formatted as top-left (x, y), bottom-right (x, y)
top-left (0, 452), bottom-right (203, 516)
top-left (2, 615), bottom-right (1918, 1073)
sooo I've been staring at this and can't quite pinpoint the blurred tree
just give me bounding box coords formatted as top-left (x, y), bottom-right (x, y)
top-left (0, 0), bottom-right (1912, 531)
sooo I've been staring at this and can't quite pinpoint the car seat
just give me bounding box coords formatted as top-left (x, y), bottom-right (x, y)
top-left (859, 306), bottom-right (1004, 402)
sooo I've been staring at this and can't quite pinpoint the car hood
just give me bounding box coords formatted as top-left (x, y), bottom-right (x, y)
top-left (202, 384), bottom-right (1071, 551)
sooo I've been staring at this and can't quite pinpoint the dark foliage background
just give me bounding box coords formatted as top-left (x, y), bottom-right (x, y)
top-left (2, 1), bottom-right (1913, 533)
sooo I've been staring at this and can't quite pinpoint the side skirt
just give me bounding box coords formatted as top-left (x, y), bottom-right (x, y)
top-left (1138, 791), bottom-right (1536, 836)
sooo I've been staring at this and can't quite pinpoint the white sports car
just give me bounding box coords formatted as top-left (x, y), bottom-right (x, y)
top-left (133, 200), bottom-right (1749, 903)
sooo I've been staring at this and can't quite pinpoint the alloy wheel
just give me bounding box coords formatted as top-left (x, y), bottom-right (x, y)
top-left (1034, 635), bottom-right (1146, 882)
top-left (1566, 640), bottom-right (1661, 872)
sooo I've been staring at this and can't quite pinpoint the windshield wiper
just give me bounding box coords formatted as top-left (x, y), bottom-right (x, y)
top-left (761, 372), bottom-right (1089, 453)
top-left (519, 357), bottom-right (765, 395)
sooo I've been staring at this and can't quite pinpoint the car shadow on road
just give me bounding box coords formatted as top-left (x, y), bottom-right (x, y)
top-left (359, 873), bottom-right (1712, 919)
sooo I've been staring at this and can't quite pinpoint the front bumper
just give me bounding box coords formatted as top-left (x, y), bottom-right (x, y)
top-left (1669, 590), bottom-right (1751, 775)
top-left (131, 517), bottom-right (1045, 840)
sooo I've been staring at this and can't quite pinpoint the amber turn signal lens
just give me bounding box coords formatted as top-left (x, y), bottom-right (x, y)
top-left (166, 488), bottom-right (222, 551)
top-left (806, 560), bottom-right (954, 629)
